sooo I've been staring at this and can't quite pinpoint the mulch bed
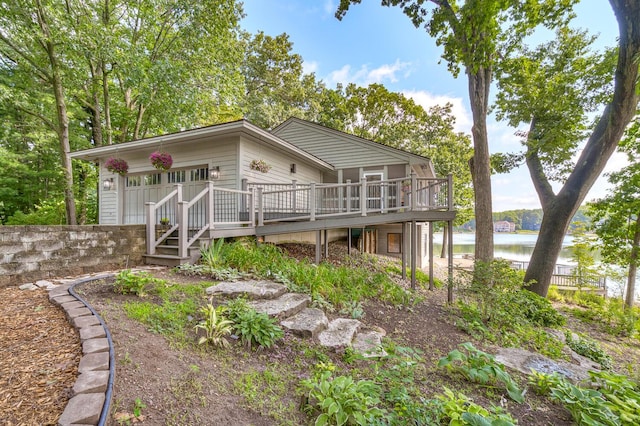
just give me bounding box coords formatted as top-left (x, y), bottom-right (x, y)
top-left (0, 287), bottom-right (81, 425)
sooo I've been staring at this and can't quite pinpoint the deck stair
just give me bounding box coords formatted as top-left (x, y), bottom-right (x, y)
top-left (143, 230), bottom-right (208, 267)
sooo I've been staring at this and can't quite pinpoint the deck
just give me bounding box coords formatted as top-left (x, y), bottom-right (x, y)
top-left (144, 174), bottom-right (455, 260)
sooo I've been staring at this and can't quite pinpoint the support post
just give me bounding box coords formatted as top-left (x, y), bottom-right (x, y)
top-left (348, 228), bottom-right (352, 255)
top-left (178, 201), bottom-right (189, 258)
top-left (249, 188), bottom-right (256, 227)
top-left (411, 220), bottom-right (417, 290)
top-left (324, 229), bottom-right (329, 258)
top-left (207, 181), bottom-right (214, 231)
top-left (410, 172), bottom-right (417, 210)
top-left (447, 174), bottom-right (454, 211)
top-left (346, 179), bottom-right (352, 213)
top-left (401, 222), bottom-right (407, 280)
top-left (360, 178), bottom-right (367, 216)
top-left (315, 230), bottom-right (322, 264)
top-left (292, 180), bottom-right (297, 214)
top-left (145, 202), bottom-right (155, 255)
top-left (447, 219), bottom-right (454, 303)
top-left (257, 187), bottom-right (264, 226)
top-left (429, 222), bottom-right (434, 290)
top-left (310, 183), bottom-right (316, 221)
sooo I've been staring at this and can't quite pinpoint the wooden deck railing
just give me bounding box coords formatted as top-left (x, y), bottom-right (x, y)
top-left (146, 174), bottom-right (453, 257)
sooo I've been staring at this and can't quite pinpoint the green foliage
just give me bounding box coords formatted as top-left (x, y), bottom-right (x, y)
top-left (200, 239), bottom-right (225, 268)
top-left (300, 370), bottom-right (386, 426)
top-left (438, 343), bottom-right (524, 403)
top-left (565, 331), bottom-right (612, 370)
top-left (223, 299), bottom-right (283, 350)
top-left (437, 388), bottom-right (517, 426)
top-left (529, 372), bottom-right (620, 426)
top-left (454, 260), bottom-right (565, 354)
top-left (123, 299), bottom-right (197, 339)
top-left (592, 370), bottom-right (640, 425)
top-left (564, 295), bottom-right (638, 337)
top-left (114, 270), bottom-right (159, 297)
top-left (194, 304), bottom-right (233, 348)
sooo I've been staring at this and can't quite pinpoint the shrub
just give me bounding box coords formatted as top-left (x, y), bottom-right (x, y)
top-left (300, 370), bottom-right (386, 425)
top-left (224, 299), bottom-right (283, 349)
top-left (114, 269), bottom-right (158, 296)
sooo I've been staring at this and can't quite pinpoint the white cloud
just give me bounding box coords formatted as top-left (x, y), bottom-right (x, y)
top-left (323, 0), bottom-right (336, 16)
top-left (402, 90), bottom-right (472, 134)
top-left (303, 60), bottom-right (319, 75)
top-left (325, 59), bottom-right (412, 87)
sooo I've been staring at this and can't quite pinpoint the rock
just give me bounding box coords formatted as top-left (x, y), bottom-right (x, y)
top-left (35, 280), bottom-right (55, 289)
top-left (19, 283), bottom-right (37, 290)
top-left (281, 308), bottom-right (328, 338)
top-left (78, 352), bottom-right (110, 372)
top-left (206, 280), bottom-right (287, 300)
top-left (318, 318), bottom-right (362, 348)
top-left (352, 330), bottom-right (387, 358)
top-left (495, 347), bottom-right (594, 384)
top-left (249, 293), bottom-right (310, 318)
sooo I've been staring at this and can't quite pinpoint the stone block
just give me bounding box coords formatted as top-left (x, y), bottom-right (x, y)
top-left (73, 371), bottom-right (109, 395)
top-left (206, 280), bottom-right (287, 300)
top-left (19, 283), bottom-right (37, 291)
top-left (61, 301), bottom-right (86, 311)
top-left (281, 308), bottom-right (328, 338)
top-left (73, 315), bottom-right (100, 329)
top-left (66, 307), bottom-right (93, 320)
top-left (318, 319), bottom-right (362, 348)
top-left (51, 295), bottom-right (77, 306)
top-left (249, 293), bottom-right (311, 318)
top-left (57, 393), bottom-right (105, 425)
top-left (79, 325), bottom-right (106, 341)
top-left (352, 330), bottom-right (387, 358)
top-left (78, 352), bottom-right (109, 372)
top-left (83, 338), bottom-right (109, 354)
top-left (49, 285), bottom-right (71, 300)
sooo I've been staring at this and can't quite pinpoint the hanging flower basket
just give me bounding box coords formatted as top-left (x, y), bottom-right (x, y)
top-left (105, 157), bottom-right (129, 176)
top-left (249, 159), bottom-right (271, 173)
top-left (149, 151), bottom-right (173, 171)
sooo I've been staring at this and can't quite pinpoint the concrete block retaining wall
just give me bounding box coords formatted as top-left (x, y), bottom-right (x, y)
top-left (0, 225), bottom-right (146, 288)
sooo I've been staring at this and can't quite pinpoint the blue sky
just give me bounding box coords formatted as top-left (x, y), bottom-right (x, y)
top-left (240, 0), bottom-right (621, 212)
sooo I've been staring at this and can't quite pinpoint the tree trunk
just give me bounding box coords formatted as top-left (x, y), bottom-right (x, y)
top-left (37, 0), bottom-right (77, 225)
top-left (625, 214), bottom-right (640, 309)
top-left (89, 62), bottom-right (103, 147)
top-left (102, 62), bottom-right (112, 145)
top-left (467, 66), bottom-right (494, 263)
top-left (440, 225), bottom-right (448, 258)
top-left (526, 0), bottom-right (640, 296)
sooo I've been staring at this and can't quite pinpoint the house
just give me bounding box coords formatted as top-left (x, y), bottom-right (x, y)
top-left (494, 221), bottom-right (516, 232)
top-left (70, 118), bottom-right (456, 287)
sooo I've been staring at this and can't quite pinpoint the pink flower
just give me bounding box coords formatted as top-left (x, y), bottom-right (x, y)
top-left (149, 151), bottom-right (173, 171)
top-left (105, 157), bottom-right (129, 175)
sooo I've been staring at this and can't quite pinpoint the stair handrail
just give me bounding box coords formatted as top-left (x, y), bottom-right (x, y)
top-left (146, 184), bottom-right (182, 255)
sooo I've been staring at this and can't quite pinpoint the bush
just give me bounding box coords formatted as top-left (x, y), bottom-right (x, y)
top-left (114, 270), bottom-right (159, 296)
top-left (224, 299), bottom-right (283, 349)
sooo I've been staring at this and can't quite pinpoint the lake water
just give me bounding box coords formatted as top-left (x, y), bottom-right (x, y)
top-left (434, 232), bottom-right (635, 298)
top-left (433, 233), bottom-right (577, 265)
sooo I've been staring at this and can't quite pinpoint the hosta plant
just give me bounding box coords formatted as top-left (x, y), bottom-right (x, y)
top-left (194, 303), bottom-right (233, 348)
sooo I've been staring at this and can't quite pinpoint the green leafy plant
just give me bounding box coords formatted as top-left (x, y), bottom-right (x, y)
top-left (438, 342), bottom-right (524, 403)
top-left (338, 300), bottom-right (364, 319)
top-left (565, 331), bottom-right (613, 369)
top-left (592, 370), bottom-right (640, 425)
top-left (200, 238), bottom-right (225, 268)
top-left (133, 398), bottom-right (146, 418)
top-left (300, 370), bottom-right (386, 425)
top-left (530, 372), bottom-right (619, 426)
top-left (194, 303), bottom-right (233, 347)
top-left (224, 299), bottom-right (283, 349)
top-left (437, 387), bottom-right (517, 426)
top-left (114, 269), bottom-right (158, 297)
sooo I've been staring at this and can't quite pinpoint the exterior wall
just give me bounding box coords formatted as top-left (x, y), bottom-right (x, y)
top-left (265, 229), bottom-right (347, 245)
top-left (0, 225), bottom-right (146, 288)
top-left (239, 136), bottom-right (322, 184)
top-left (375, 223), bottom-right (430, 269)
top-left (100, 136), bottom-right (240, 224)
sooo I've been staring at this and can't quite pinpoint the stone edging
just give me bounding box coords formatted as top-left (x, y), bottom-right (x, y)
top-left (46, 273), bottom-right (116, 426)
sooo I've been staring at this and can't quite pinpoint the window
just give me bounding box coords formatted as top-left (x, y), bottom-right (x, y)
top-left (144, 173), bottom-right (162, 185)
top-left (387, 233), bottom-right (401, 254)
top-left (125, 175), bottom-right (141, 187)
top-left (191, 167), bottom-right (209, 181)
top-left (167, 170), bottom-right (186, 183)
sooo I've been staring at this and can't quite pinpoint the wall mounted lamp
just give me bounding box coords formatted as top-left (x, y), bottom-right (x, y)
top-left (103, 178), bottom-right (114, 191)
top-left (290, 163), bottom-right (296, 174)
top-left (209, 166), bottom-right (220, 180)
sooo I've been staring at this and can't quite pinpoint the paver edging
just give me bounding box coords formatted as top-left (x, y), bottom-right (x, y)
top-left (52, 273), bottom-right (116, 426)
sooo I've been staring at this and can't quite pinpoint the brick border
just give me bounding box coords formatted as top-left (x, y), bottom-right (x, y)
top-left (48, 273), bottom-right (116, 426)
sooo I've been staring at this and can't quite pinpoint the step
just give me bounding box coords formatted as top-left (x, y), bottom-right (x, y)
top-left (249, 293), bottom-right (310, 319)
top-left (317, 318), bottom-right (362, 348)
top-left (143, 254), bottom-right (194, 267)
top-left (206, 280), bottom-right (287, 300)
top-left (352, 330), bottom-right (387, 358)
top-left (280, 308), bottom-right (328, 338)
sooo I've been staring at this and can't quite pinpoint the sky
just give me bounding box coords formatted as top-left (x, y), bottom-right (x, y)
top-left (239, 0), bottom-right (622, 212)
